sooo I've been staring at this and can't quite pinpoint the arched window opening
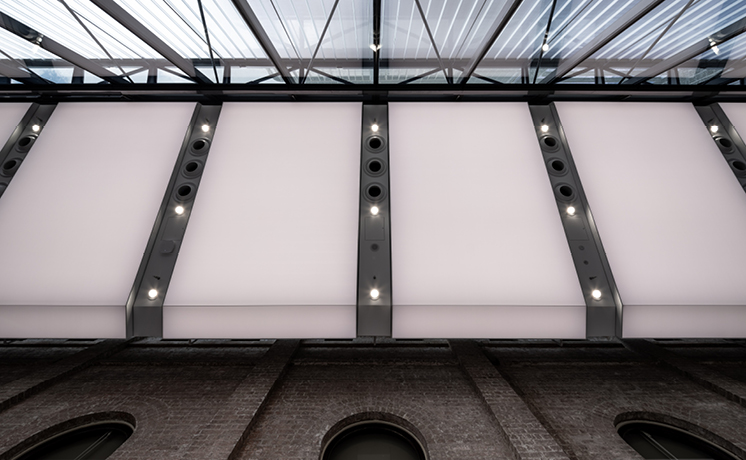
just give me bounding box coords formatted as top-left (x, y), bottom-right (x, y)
top-left (323, 422), bottom-right (426, 460)
top-left (618, 421), bottom-right (738, 460)
top-left (14, 422), bottom-right (133, 460)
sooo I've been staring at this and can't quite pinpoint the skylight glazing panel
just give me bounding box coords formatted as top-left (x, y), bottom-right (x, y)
top-left (482, 0), bottom-right (552, 61)
top-left (381, 0), bottom-right (434, 60)
top-left (590, 0), bottom-right (746, 79)
top-left (0, 0), bottom-right (158, 60)
top-left (113, 0), bottom-right (266, 59)
top-left (0, 27), bottom-right (59, 60)
top-left (664, 31), bottom-right (746, 84)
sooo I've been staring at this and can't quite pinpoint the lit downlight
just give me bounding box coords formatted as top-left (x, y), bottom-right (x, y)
top-left (175, 205), bottom-right (185, 215)
top-left (540, 124), bottom-right (549, 133)
top-left (566, 206), bottom-right (576, 216)
top-left (542, 43), bottom-right (549, 52)
top-left (31, 124), bottom-right (40, 132)
top-left (371, 206), bottom-right (379, 216)
top-left (370, 289), bottom-right (380, 300)
top-left (201, 124), bottom-right (210, 133)
top-left (591, 289), bottom-right (602, 300)
top-left (710, 125), bottom-right (719, 134)
top-left (371, 123), bottom-right (379, 132)
top-left (147, 289), bottom-right (158, 300)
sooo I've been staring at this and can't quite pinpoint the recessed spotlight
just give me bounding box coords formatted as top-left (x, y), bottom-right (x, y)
top-left (542, 43), bottom-right (549, 52)
top-left (540, 124), bottom-right (549, 133)
top-left (175, 205), bottom-right (185, 215)
top-left (591, 289), bottom-right (602, 300)
top-left (566, 206), bottom-right (576, 216)
top-left (710, 125), bottom-right (719, 133)
top-left (31, 124), bottom-right (40, 132)
top-left (371, 206), bottom-right (379, 216)
top-left (370, 289), bottom-right (380, 300)
top-left (201, 124), bottom-right (210, 133)
top-left (369, 44), bottom-right (381, 51)
top-left (371, 124), bottom-right (379, 132)
top-left (147, 289), bottom-right (158, 300)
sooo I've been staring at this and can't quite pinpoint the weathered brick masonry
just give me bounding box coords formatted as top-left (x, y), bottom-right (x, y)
top-left (0, 338), bottom-right (744, 460)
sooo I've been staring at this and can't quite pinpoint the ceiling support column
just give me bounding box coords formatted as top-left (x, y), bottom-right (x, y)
top-left (0, 103), bottom-right (56, 200)
top-left (529, 103), bottom-right (623, 339)
top-left (357, 103), bottom-right (392, 337)
top-left (695, 103), bottom-right (746, 194)
top-left (126, 103), bottom-right (222, 338)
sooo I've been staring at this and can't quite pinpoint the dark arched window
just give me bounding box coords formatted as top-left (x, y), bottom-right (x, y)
top-left (323, 422), bottom-right (426, 460)
top-left (618, 421), bottom-right (738, 460)
top-left (15, 422), bottom-right (133, 460)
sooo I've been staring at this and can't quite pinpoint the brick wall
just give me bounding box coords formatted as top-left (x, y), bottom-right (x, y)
top-left (0, 338), bottom-right (744, 460)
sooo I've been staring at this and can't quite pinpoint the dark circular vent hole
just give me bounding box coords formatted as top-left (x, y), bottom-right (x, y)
top-left (185, 162), bottom-right (199, 172)
top-left (18, 136), bottom-right (33, 147)
top-left (718, 137), bottom-right (733, 149)
top-left (733, 161), bottom-right (746, 171)
top-left (3, 160), bottom-right (17, 170)
top-left (368, 137), bottom-right (382, 150)
top-left (368, 160), bottom-right (382, 172)
top-left (371, 244), bottom-right (379, 252)
top-left (543, 137), bottom-right (557, 148)
top-left (551, 160), bottom-right (565, 172)
top-left (559, 185), bottom-right (573, 197)
top-left (177, 185), bottom-right (192, 197)
top-left (192, 140), bottom-right (206, 151)
top-left (368, 185), bottom-right (382, 197)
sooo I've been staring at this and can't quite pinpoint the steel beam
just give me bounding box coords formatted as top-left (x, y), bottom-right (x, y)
top-left (90, 0), bottom-right (211, 84)
top-left (0, 61), bottom-right (47, 84)
top-left (695, 103), bottom-right (746, 195)
top-left (0, 12), bottom-right (127, 85)
top-left (529, 103), bottom-right (623, 339)
top-left (357, 103), bottom-right (392, 337)
top-left (231, 0), bottom-right (293, 84)
top-left (0, 103), bottom-right (56, 200)
top-left (542, 0), bottom-right (664, 84)
top-left (625, 16), bottom-right (746, 85)
top-left (458, 0), bottom-right (522, 84)
top-left (126, 103), bottom-right (222, 337)
top-left (373, 0), bottom-right (382, 85)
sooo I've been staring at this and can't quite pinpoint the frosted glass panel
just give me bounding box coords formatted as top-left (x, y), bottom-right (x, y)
top-left (625, 305), bottom-right (746, 338)
top-left (393, 305), bottom-right (585, 339)
top-left (557, 102), bottom-right (746, 337)
top-left (0, 103), bottom-right (30, 145)
top-left (0, 306), bottom-right (125, 338)
top-left (165, 103), bottom-right (360, 334)
top-left (389, 103), bottom-right (584, 310)
top-left (0, 103), bottom-right (194, 317)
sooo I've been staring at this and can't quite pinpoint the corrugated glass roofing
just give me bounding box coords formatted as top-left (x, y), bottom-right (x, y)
top-left (0, 0), bottom-right (744, 87)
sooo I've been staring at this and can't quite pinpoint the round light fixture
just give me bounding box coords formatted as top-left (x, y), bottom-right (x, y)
top-left (370, 289), bottom-right (380, 300)
top-left (591, 289), bottom-right (602, 300)
top-left (710, 125), bottom-right (719, 133)
top-left (566, 206), bottom-right (576, 216)
top-left (540, 124), bottom-right (549, 133)
top-left (371, 124), bottom-right (379, 132)
top-left (175, 205), bottom-right (185, 215)
top-left (201, 124), bottom-right (210, 133)
top-left (147, 289), bottom-right (158, 300)
top-left (371, 206), bottom-right (379, 216)
top-left (31, 124), bottom-right (40, 133)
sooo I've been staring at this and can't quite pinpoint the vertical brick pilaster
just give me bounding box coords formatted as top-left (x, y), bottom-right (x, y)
top-left (184, 339), bottom-right (299, 460)
top-left (0, 339), bottom-right (133, 413)
top-left (450, 340), bottom-right (571, 460)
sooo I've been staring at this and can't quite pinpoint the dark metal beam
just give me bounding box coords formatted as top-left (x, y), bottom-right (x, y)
top-left (528, 103), bottom-right (624, 339)
top-left (0, 12), bottom-right (128, 84)
top-left (413, 0), bottom-right (449, 83)
top-left (126, 103), bottom-right (222, 337)
top-left (90, 0), bottom-right (211, 84)
top-left (625, 16), bottom-right (746, 85)
top-left (373, 0), bottom-right (381, 85)
top-left (542, 0), bottom-right (664, 84)
top-left (0, 103), bottom-right (57, 200)
top-left (0, 61), bottom-right (47, 84)
top-left (303, 0), bottom-right (339, 84)
top-left (231, 0), bottom-right (293, 84)
top-left (357, 103), bottom-right (392, 337)
top-left (458, 0), bottom-right (522, 84)
top-left (694, 103), bottom-right (746, 196)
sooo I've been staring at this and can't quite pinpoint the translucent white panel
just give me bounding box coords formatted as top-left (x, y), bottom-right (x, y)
top-left (0, 306), bottom-right (125, 339)
top-left (393, 305), bottom-right (586, 339)
top-left (556, 102), bottom-right (746, 308)
top-left (625, 305), bottom-right (746, 338)
top-left (0, 103), bottom-right (30, 144)
top-left (721, 103), bottom-right (746, 135)
top-left (389, 103), bottom-right (585, 310)
top-left (164, 306), bottom-right (356, 339)
top-left (0, 103), bottom-right (194, 310)
top-left (165, 103), bottom-right (360, 315)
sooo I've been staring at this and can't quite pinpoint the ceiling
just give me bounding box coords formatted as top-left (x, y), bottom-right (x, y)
top-left (0, 0), bottom-right (745, 95)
